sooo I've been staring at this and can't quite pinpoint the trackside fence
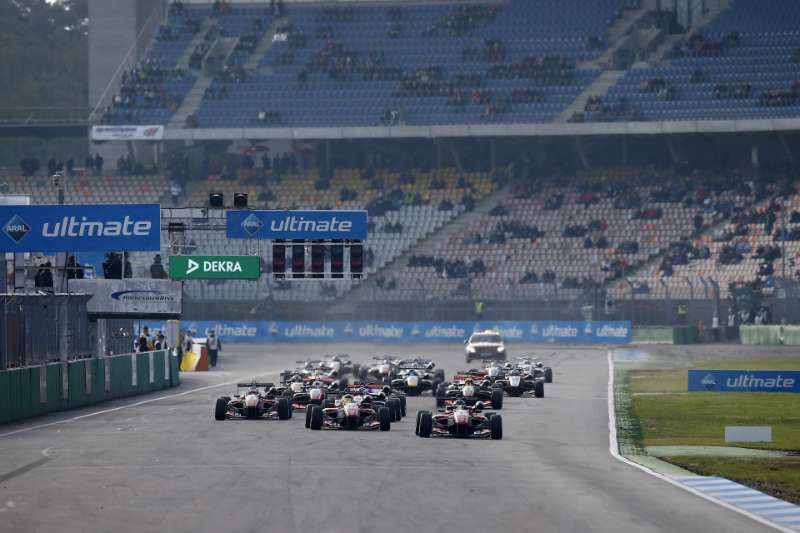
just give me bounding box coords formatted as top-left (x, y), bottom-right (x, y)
top-left (0, 350), bottom-right (179, 425)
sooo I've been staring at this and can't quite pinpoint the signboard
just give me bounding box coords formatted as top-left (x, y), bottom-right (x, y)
top-left (0, 204), bottom-right (160, 253)
top-left (169, 255), bottom-right (260, 280)
top-left (91, 125), bottom-right (164, 141)
top-left (140, 320), bottom-right (632, 344)
top-left (689, 369), bottom-right (800, 393)
top-left (226, 210), bottom-right (368, 240)
top-left (68, 279), bottom-right (182, 318)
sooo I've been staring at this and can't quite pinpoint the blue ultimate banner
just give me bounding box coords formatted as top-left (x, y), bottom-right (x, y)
top-left (0, 204), bottom-right (161, 252)
top-left (688, 369), bottom-right (800, 393)
top-left (141, 320), bottom-right (632, 344)
top-left (227, 210), bottom-right (368, 240)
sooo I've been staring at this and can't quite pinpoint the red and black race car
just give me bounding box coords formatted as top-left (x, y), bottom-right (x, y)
top-left (305, 390), bottom-right (391, 431)
top-left (214, 382), bottom-right (292, 421)
top-left (416, 400), bottom-right (502, 439)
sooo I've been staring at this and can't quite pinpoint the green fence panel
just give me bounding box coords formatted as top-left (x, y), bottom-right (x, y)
top-left (88, 358), bottom-right (105, 404)
top-left (632, 326), bottom-right (674, 344)
top-left (7, 368), bottom-right (21, 422)
top-left (67, 360), bottom-right (88, 409)
top-left (28, 366), bottom-right (45, 418)
top-left (0, 371), bottom-right (10, 424)
top-left (152, 351), bottom-right (166, 391)
top-left (136, 353), bottom-right (150, 394)
top-left (46, 363), bottom-right (63, 413)
top-left (9, 367), bottom-right (33, 422)
top-left (781, 326), bottom-right (800, 345)
top-left (684, 326), bottom-right (699, 344)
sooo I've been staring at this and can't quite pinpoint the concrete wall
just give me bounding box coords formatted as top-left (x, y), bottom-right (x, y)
top-left (88, 0), bottom-right (139, 110)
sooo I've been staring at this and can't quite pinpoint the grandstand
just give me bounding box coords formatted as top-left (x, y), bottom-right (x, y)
top-left (7, 0), bottom-right (800, 326)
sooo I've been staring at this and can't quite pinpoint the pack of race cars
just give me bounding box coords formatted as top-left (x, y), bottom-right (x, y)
top-left (212, 332), bottom-right (555, 441)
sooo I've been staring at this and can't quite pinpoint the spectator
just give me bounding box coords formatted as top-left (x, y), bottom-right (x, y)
top-left (207, 331), bottom-right (221, 368)
top-left (34, 262), bottom-right (54, 289)
top-left (65, 255), bottom-right (84, 280)
top-left (150, 254), bottom-right (168, 279)
top-left (93, 153), bottom-right (104, 175)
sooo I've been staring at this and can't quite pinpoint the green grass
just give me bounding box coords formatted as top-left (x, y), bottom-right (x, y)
top-left (632, 393), bottom-right (800, 451)
top-left (664, 456), bottom-right (800, 505)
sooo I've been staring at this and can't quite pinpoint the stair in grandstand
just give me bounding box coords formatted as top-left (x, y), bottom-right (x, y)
top-left (556, 70), bottom-right (627, 122)
top-left (329, 182), bottom-right (513, 314)
top-left (246, 16), bottom-right (289, 73)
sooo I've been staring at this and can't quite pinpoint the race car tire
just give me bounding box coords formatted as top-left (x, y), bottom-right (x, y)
top-left (310, 406), bottom-right (324, 430)
top-left (214, 398), bottom-right (227, 421)
top-left (415, 410), bottom-right (422, 435)
top-left (352, 363), bottom-right (360, 377)
top-left (389, 399), bottom-right (401, 422)
top-left (435, 382), bottom-right (448, 398)
top-left (418, 410), bottom-right (432, 438)
top-left (490, 414), bottom-right (503, 440)
top-left (434, 369), bottom-right (445, 382)
top-left (359, 367), bottom-right (368, 382)
top-left (397, 395), bottom-right (406, 417)
top-left (491, 389), bottom-right (504, 410)
top-left (277, 398), bottom-right (291, 420)
top-left (378, 406), bottom-right (391, 431)
top-left (534, 380), bottom-right (544, 398)
top-left (339, 377), bottom-right (349, 390)
top-left (431, 379), bottom-right (442, 397)
top-left (545, 368), bottom-right (553, 384)
top-left (305, 404), bottom-right (314, 428)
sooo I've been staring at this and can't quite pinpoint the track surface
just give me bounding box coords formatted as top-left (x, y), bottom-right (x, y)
top-left (0, 344), bottom-right (771, 533)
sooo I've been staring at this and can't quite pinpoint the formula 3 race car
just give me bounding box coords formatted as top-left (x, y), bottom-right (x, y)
top-left (306, 391), bottom-right (391, 431)
top-left (214, 382), bottom-right (293, 421)
top-left (435, 377), bottom-right (503, 410)
top-left (416, 400), bottom-right (502, 439)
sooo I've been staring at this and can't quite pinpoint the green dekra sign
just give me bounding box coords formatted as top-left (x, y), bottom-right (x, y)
top-left (169, 256), bottom-right (261, 280)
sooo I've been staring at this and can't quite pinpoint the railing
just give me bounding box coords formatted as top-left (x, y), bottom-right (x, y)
top-left (87, 4), bottom-right (165, 125)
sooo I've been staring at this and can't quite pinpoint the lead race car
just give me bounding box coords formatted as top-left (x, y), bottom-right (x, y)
top-left (214, 382), bottom-right (293, 421)
top-left (306, 391), bottom-right (391, 431)
top-left (416, 399), bottom-right (502, 439)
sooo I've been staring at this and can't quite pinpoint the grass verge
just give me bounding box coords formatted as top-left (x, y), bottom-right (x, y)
top-left (664, 456), bottom-right (800, 505)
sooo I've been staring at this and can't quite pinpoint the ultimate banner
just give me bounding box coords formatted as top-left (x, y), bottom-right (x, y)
top-left (0, 204), bottom-right (161, 252)
top-left (141, 320), bottom-right (632, 344)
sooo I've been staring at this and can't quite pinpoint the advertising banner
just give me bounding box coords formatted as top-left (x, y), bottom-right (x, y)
top-left (688, 369), bottom-right (800, 393)
top-left (0, 204), bottom-right (161, 252)
top-left (169, 255), bottom-right (261, 280)
top-left (140, 320), bottom-right (632, 344)
top-left (69, 279), bottom-right (182, 318)
top-left (226, 210), bottom-right (368, 240)
top-left (91, 125), bottom-right (164, 141)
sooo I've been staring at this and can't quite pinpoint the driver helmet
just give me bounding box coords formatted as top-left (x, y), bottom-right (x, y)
top-left (454, 399), bottom-right (467, 407)
top-left (426, 362), bottom-right (435, 370)
top-left (535, 362), bottom-right (544, 369)
top-left (360, 395), bottom-right (372, 405)
top-left (267, 386), bottom-right (277, 395)
top-left (481, 379), bottom-right (492, 388)
top-left (340, 394), bottom-right (354, 405)
top-left (248, 386), bottom-right (259, 395)
top-left (510, 369), bottom-right (521, 376)
top-left (291, 374), bottom-right (303, 383)
top-left (331, 355), bottom-right (342, 362)
top-left (311, 380), bottom-right (323, 389)
top-left (382, 385), bottom-right (392, 395)
top-left (487, 366), bottom-right (501, 378)
top-left (463, 378), bottom-right (474, 386)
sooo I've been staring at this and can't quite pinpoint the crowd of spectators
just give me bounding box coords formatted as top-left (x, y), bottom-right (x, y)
top-left (569, 96), bottom-right (639, 123)
top-left (407, 255), bottom-right (487, 279)
top-left (669, 32), bottom-right (740, 59)
top-left (422, 4), bottom-right (501, 37)
top-left (758, 82), bottom-right (800, 107)
top-left (487, 55), bottom-right (575, 85)
top-left (102, 60), bottom-right (189, 124)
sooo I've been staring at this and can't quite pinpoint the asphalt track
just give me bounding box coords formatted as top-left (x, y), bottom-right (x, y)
top-left (0, 343), bottom-right (772, 533)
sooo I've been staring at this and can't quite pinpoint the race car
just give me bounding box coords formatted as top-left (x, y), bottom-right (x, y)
top-left (305, 392), bottom-right (391, 431)
top-left (329, 383), bottom-right (405, 421)
top-left (465, 330), bottom-right (506, 363)
top-left (277, 376), bottom-right (331, 410)
top-left (435, 377), bottom-right (503, 410)
top-left (214, 382), bottom-right (292, 421)
top-left (495, 367), bottom-right (544, 398)
top-left (416, 400), bottom-right (502, 439)
top-left (516, 358), bottom-right (554, 383)
top-left (389, 368), bottom-right (441, 396)
top-left (359, 357), bottom-right (395, 383)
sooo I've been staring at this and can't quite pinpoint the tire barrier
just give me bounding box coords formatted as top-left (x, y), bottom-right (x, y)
top-left (0, 350), bottom-right (178, 425)
top-left (740, 325), bottom-right (800, 345)
top-left (632, 326), bottom-right (700, 345)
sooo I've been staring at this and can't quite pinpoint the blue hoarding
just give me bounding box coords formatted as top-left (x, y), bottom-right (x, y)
top-left (688, 370), bottom-right (800, 393)
top-left (226, 210), bottom-right (368, 240)
top-left (141, 320), bottom-right (631, 344)
top-left (0, 204), bottom-right (161, 252)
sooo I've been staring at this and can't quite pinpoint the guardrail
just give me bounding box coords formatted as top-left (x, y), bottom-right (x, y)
top-left (740, 325), bottom-right (800, 345)
top-left (0, 350), bottom-right (179, 425)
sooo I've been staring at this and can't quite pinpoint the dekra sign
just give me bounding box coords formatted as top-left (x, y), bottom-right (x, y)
top-left (187, 259), bottom-right (245, 274)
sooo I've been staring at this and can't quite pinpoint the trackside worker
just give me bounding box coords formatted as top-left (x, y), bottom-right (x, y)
top-left (207, 331), bottom-right (221, 368)
top-left (137, 327), bottom-right (150, 353)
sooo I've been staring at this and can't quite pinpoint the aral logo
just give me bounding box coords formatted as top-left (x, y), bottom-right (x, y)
top-left (3, 214), bottom-right (30, 243)
top-left (242, 214), bottom-right (263, 236)
top-left (186, 259), bottom-right (200, 275)
top-left (702, 373), bottom-right (717, 390)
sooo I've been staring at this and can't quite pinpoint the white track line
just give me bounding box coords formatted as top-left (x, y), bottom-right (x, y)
top-left (0, 371), bottom-right (277, 439)
top-left (606, 350), bottom-right (795, 533)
